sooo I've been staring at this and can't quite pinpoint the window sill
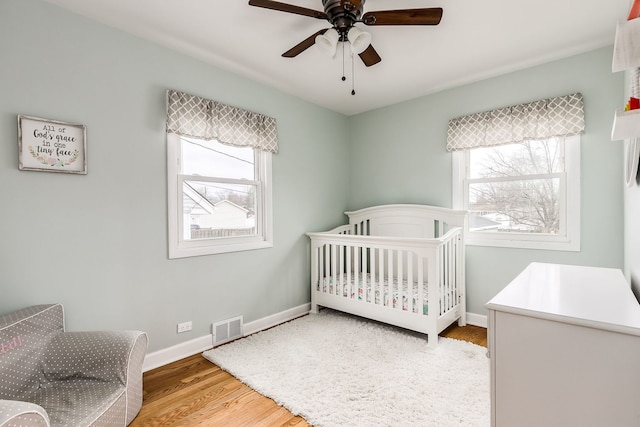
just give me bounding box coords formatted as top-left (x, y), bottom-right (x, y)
top-left (466, 235), bottom-right (580, 252)
top-left (169, 240), bottom-right (273, 259)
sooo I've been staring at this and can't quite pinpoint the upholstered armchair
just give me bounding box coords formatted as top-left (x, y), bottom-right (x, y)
top-left (0, 304), bottom-right (148, 426)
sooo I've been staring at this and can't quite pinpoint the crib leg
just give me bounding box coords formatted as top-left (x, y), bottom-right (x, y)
top-left (457, 300), bottom-right (467, 326)
top-left (426, 327), bottom-right (439, 347)
top-left (458, 311), bottom-right (467, 327)
top-left (427, 333), bottom-right (438, 348)
top-left (310, 301), bottom-right (319, 314)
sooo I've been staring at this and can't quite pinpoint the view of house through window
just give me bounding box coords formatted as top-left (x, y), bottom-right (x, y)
top-left (467, 137), bottom-right (563, 235)
top-left (180, 137), bottom-right (259, 241)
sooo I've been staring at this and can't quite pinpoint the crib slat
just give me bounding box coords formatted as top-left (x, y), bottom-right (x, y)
top-left (446, 239), bottom-right (453, 312)
top-left (449, 238), bottom-right (454, 311)
top-left (379, 247), bottom-right (385, 307)
top-left (441, 242), bottom-right (446, 314)
top-left (324, 243), bottom-right (329, 282)
top-left (319, 245), bottom-right (325, 294)
top-left (407, 252), bottom-right (413, 314)
top-left (446, 241), bottom-right (450, 314)
top-left (397, 250), bottom-right (403, 312)
top-left (330, 243), bottom-right (337, 295)
top-left (346, 244), bottom-right (352, 299)
top-left (453, 238), bottom-right (458, 305)
top-left (339, 244), bottom-right (344, 297)
top-left (418, 257), bottom-right (425, 316)
top-left (387, 248), bottom-right (393, 308)
top-left (440, 243), bottom-right (449, 314)
top-left (433, 242), bottom-right (445, 315)
top-left (371, 247), bottom-right (377, 306)
top-left (362, 245), bottom-right (368, 303)
top-left (353, 244), bottom-right (359, 300)
top-left (449, 239), bottom-right (454, 310)
top-left (443, 241), bottom-right (449, 314)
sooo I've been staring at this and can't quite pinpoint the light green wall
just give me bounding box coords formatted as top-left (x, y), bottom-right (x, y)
top-left (0, 0), bottom-right (628, 349)
top-left (350, 47), bottom-right (625, 314)
top-left (0, 0), bottom-right (350, 352)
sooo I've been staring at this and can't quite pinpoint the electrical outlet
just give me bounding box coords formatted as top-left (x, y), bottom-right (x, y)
top-left (177, 321), bottom-right (192, 333)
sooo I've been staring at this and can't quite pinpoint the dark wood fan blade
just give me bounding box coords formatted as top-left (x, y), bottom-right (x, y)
top-left (362, 8), bottom-right (443, 25)
top-left (358, 44), bottom-right (382, 67)
top-left (249, 0), bottom-right (328, 20)
top-left (282, 29), bottom-right (329, 58)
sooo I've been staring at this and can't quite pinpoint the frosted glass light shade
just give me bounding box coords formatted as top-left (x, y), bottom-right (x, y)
top-left (347, 27), bottom-right (371, 55)
top-left (316, 28), bottom-right (340, 57)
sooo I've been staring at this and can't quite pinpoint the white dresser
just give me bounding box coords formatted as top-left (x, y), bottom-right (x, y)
top-left (486, 262), bottom-right (640, 427)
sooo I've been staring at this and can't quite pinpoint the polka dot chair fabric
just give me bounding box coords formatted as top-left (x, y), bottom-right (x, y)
top-left (0, 304), bottom-right (148, 426)
top-left (0, 400), bottom-right (49, 426)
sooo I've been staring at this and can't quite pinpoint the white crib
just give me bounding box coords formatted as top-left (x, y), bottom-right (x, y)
top-left (307, 204), bottom-right (467, 346)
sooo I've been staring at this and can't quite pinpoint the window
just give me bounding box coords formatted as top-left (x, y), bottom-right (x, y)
top-left (447, 93), bottom-right (584, 251)
top-left (453, 135), bottom-right (580, 251)
top-left (167, 134), bottom-right (272, 258)
top-left (165, 90), bottom-right (277, 258)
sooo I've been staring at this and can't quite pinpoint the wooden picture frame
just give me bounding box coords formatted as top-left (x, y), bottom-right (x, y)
top-left (18, 115), bottom-right (87, 174)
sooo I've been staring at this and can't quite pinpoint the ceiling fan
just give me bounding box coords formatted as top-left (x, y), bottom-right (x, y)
top-left (248, 0), bottom-right (443, 67)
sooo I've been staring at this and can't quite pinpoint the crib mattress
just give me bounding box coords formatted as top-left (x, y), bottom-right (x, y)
top-left (318, 273), bottom-right (429, 315)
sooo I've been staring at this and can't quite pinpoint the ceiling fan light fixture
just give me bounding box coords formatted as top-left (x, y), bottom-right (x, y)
top-left (315, 28), bottom-right (340, 57)
top-left (347, 26), bottom-right (371, 55)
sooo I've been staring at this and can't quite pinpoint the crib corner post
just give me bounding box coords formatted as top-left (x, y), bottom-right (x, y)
top-left (458, 311), bottom-right (467, 327)
top-left (310, 302), bottom-right (319, 314)
top-left (427, 333), bottom-right (439, 348)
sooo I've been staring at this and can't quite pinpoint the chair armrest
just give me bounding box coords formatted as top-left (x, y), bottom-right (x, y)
top-left (40, 330), bottom-right (148, 424)
top-left (0, 400), bottom-right (50, 427)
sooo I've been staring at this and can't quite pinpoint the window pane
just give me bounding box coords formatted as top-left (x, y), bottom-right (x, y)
top-left (469, 177), bottom-right (560, 234)
top-left (469, 139), bottom-right (562, 179)
top-left (182, 180), bottom-right (257, 240)
top-left (181, 137), bottom-right (255, 180)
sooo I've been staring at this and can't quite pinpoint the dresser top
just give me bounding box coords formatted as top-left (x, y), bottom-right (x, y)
top-left (486, 262), bottom-right (640, 335)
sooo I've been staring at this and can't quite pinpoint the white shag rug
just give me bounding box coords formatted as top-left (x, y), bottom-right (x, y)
top-left (202, 309), bottom-right (489, 427)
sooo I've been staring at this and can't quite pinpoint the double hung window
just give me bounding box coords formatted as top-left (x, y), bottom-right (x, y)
top-left (449, 93), bottom-right (584, 251)
top-left (166, 90), bottom-right (277, 258)
top-left (453, 136), bottom-right (580, 250)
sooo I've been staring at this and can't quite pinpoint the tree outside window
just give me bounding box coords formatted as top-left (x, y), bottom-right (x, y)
top-left (468, 138), bottom-right (563, 235)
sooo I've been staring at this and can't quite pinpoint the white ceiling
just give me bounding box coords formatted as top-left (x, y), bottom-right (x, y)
top-left (43, 0), bottom-right (631, 115)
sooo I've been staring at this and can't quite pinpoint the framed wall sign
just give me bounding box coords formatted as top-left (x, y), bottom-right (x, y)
top-left (18, 115), bottom-right (87, 174)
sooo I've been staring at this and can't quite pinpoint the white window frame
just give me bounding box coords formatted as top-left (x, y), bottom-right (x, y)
top-left (452, 135), bottom-right (580, 251)
top-left (167, 133), bottom-right (273, 258)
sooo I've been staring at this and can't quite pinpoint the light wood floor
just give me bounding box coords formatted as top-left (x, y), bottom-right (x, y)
top-left (130, 320), bottom-right (487, 427)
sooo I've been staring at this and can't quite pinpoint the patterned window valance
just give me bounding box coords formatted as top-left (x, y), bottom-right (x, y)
top-left (166, 90), bottom-right (278, 153)
top-left (446, 93), bottom-right (584, 152)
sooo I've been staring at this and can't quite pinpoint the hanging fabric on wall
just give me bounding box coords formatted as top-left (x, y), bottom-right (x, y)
top-left (166, 90), bottom-right (279, 153)
top-left (446, 93), bottom-right (584, 152)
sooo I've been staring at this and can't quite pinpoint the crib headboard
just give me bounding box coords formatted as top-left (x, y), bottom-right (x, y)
top-left (344, 204), bottom-right (467, 239)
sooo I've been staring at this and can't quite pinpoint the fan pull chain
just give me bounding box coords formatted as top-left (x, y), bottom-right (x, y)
top-left (339, 42), bottom-right (356, 96)
top-left (341, 42), bottom-right (346, 82)
top-left (351, 52), bottom-right (356, 95)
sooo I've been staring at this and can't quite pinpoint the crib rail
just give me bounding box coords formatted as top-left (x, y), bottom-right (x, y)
top-left (307, 227), bottom-right (463, 318)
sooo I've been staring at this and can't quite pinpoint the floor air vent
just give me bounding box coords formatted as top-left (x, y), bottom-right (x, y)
top-left (212, 315), bottom-right (243, 347)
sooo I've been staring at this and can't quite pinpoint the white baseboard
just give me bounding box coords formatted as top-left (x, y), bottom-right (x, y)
top-left (143, 303), bottom-right (311, 372)
top-left (243, 303), bottom-right (310, 336)
top-left (143, 334), bottom-right (212, 372)
top-left (143, 305), bottom-right (484, 372)
top-left (466, 312), bottom-right (487, 328)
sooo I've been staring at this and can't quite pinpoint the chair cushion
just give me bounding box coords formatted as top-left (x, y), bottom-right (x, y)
top-left (27, 380), bottom-right (127, 426)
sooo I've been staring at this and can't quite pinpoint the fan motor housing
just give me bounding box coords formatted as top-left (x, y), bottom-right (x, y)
top-left (322, 0), bottom-right (364, 34)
